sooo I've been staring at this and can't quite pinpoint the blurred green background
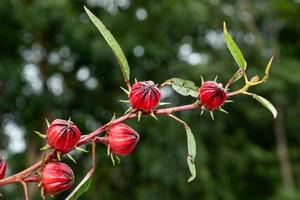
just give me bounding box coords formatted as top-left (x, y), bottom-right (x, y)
top-left (1, 0), bottom-right (300, 199)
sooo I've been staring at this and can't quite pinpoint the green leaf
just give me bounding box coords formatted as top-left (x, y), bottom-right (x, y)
top-left (169, 114), bottom-right (197, 182)
top-left (231, 69), bottom-right (244, 83)
top-left (65, 173), bottom-right (92, 200)
top-left (265, 56), bottom-right (274, 76)
top-left (253, 94), bottom-right (277, 118)
top-left (184, 125), bottom-right (197, 182)
top-left (162, 78), bottom-right (198, 97)
top-left (223, 22), bottom-right (247, 70)
top-left (262, 56), bottom-right (274, 81)
top-left (84, 6), bottom-right (130, 85)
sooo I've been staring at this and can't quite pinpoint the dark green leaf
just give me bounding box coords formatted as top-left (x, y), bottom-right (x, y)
top-left (84, 6), bottom-right (130, 85)
top-left (253, 94), bottom-right (277, 118)
top-left (223, 22), bottom-right (247, 70)
top-left (163, 78), bottom-right (198, 97)
top-left (65, 173), bottom-right (92, 200)
top-left (184, 125), bottom-right (197, 182)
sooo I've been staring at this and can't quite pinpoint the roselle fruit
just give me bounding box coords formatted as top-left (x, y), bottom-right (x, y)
top-left (106, 123), bottom-right (139, 156)
top-left (41, 162), bottom-right (74, 196)
top-left (0, 155), bottom-right (7, 179)
top-left (129, 81), bottom-right (161, 112)
top-left (199, 81), bottom-right (227, 110)
top-left (47, 119), bottom-right (81, 153)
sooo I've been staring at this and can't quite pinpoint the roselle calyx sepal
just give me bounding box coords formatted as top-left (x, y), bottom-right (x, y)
top-left (105, 123), bottom-right (139, 156)
top-left (47, 119), bottom-right (81, 153)
top-left (199, 81), bottom-right (227, 110)
top-left (0, 155), bottom-right (7, 179)
top-left (129, 81), bottom-right (161, 112)
top-left (41, 162), bottom-right (74, 197)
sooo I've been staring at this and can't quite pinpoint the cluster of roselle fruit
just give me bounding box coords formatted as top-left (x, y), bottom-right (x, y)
top-left (0, 80), bottom-right (226, 197)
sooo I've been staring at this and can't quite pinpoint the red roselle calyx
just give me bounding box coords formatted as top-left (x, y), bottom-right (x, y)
top-left (41, 162), bottom-right (74, 196)
top-left (47, 119), bottom-right (81, 153)
top-left (129, 81), bottom-right (161, 112)
top-left (0, 155), bottom-right (7, 179)
top-left (106, 123), bottom-right (139, 156)
top-left (199, 81), bottom-right (227, 110)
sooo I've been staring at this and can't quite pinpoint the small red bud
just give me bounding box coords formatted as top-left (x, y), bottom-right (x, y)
top-left (41, 162), bottom-right (74, 195)
top-left (47, 119), bottom-right (81, 153)
top-left (0, 155), bottom-right (7, 179)
top-left (106, 123), bottom-right (139, 156)
top-left (129, 81), bottom-right (161, 112)
top-left (199, 81), bottom-right (227, 110)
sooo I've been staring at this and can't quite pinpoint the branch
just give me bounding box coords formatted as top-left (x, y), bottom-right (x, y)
top-left (0, 102), bottom-right (200, 187)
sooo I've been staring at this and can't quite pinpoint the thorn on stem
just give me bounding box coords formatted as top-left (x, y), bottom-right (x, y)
top-left (107, 144), bottom-right (111, 156)
top-left (56, 152), bottom-right (61, 161)
top-left (124, 107), bottom-right (133, 114)
top-left (159, 101), bottom-right (171, 106)
top-left (45, 118), bottom-right (50, 128)
top-left (150, 111), bottom-right (158, 120)
top-left (110, 154), bottom-right (115, 166)
top-left (219, 107), bottom-right (229, 114)
top-left (120, 86), bottom-right (130, 95)
top-left (116, 155), bottom-right (121, 164)
top-left (67, 154), bottom-right (77, 164)
top-left (34, 131), bottom-right (46, 139)
top-left (41, 188), bottom-right (45, 199)
top-left (201, 76), bottom-right (204, 85)
top-left (119, 99), bottom-right (130, 103)
top-left (225, 100), bottom-right (234, 103)
top-left (200, 110), bottom-right (204, 116)
top-left (209, 111), bottom-right (214, 120)
top-left (137, 111), bottom-right (142, 122)
top-left (40, 144), bottom-right (50, 151)
top-left (214, 75), bottom-right (218, 81)
top-left (75, 146), bottom-right (89, 153)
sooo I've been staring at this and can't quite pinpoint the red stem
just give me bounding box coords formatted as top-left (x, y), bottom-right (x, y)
top-left (23, 175), bottom-right (40, 183)
top-left (94, 137), bottom-right (107, 143)
top-left (0, 102), bottom-right (199, 187)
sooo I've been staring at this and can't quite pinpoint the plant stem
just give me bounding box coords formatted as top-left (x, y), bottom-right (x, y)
top-left (23, 175), bottom-right (40, 183)
top-left (0, 102), bottom-right (200, 187)
top-left (21, 181), bottom-right (29, 200)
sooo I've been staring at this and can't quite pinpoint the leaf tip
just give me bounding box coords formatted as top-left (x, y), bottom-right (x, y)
top-left (83, 5), bottom-right (88, 11)
top-left (273, 110), bottom-right (278, 119)
top-left (187, 176), bottom-right (195, 183)
top-left (223, 21), bottom-right (228, 35)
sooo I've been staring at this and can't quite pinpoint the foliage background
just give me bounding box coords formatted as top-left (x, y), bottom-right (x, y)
top-left (1, 0), bottom-right (300, 199)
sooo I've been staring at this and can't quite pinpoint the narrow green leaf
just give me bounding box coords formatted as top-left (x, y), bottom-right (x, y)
top-left (84, 6), bottom-right (130, 85)
top-left (162, 78), bottom-right (198, 97)
top-left (253, 94), bottom-right (277, 118)
top-left (65, 173), bottom-right (92, 200)
top-left (265, 56), bottom-right (274, 76)
top-left (184, 125), bottom-right (197, 182)
top-left (262, 56), bottom-right (274, 81)
top-left (223, 22), bottom-right (247, 70)
top-left (168, 114), bottom-right (197, 182)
